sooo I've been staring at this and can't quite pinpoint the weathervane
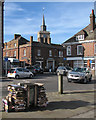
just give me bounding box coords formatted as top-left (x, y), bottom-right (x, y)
top-left (43, 7), bottom-right (45, 14)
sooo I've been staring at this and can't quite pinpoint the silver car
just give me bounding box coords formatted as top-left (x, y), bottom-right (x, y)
top-left (56, 66), bottom-right (72, 76)
top-left (67, 67), bottom-right (92, 83)
top-left (7, 67), bottom-right (34, 79)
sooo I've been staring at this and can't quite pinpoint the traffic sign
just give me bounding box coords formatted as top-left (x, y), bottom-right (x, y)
top-left (90, 60), bottom-right (92, 64)
top-left (4, 57), bottom-right (8, 62)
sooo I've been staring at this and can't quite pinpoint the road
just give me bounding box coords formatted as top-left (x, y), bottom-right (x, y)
top-left (1, 73), bottom-right (95, 97)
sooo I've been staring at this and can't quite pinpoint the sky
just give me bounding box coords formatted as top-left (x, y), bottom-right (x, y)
top-left (4, 2), bottom-right (94, 44)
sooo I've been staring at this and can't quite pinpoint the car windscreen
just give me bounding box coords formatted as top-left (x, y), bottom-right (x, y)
top-left (72, 68), bottom-right (82, 72)
top-left (10, 69), bottom-right (15, 73)
top-left (66, 67), bottom-right (72, 70)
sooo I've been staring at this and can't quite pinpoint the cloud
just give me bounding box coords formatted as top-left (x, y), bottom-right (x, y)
top-left (4, 2), bottom-right (24, 16)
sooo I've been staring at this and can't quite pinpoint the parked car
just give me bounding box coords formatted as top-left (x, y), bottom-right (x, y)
top-left (56, 66), bottom-right (72, 76)
top-left (25, 66), bottom-right (37, 75)
top-left (7, 67), bottom-right (34, 79)
top-left (67, 67), bottom-right (92, 83)
top-left (33, 66), bottom-right (43, 74)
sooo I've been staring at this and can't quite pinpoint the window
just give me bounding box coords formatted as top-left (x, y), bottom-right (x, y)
top-left (37, 50), bottom-right (41, 56)
top-left (49, 50), bottom-right (52, 57)
top-left (59, 51), bottom-right (63, 57)
top-left (76, 35), bottom-right (84, 41)
top-left (14, 43), bottom-right (16, 47)
top-left (94, 44), bottom-right (96, 54)
top-left (24, 49), bottom-right (26, 56)
top-left (67, 46), bottom-right (71, 56)
top-left (14, 51), bottom-right (16, 57)
top-left (77, 45), bottom-right (83, 55)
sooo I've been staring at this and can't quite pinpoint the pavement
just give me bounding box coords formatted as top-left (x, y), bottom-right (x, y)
top-left (0, 90), bottom-right (95, 119)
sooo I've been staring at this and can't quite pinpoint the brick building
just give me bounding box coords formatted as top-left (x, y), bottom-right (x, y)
top-left (62, 9), bottom-right (96, 76)
top-left (3, 15), bottom-right (65, 71)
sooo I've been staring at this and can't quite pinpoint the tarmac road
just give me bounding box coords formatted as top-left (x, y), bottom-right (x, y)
top-left (1, 73), bottom-right (95, 97)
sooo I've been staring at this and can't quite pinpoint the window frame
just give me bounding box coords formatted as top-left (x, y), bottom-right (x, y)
top-left (76, 35), bottom-right (84, 41)
top-left (14, 51), bottom-right (16, 57)
top-left (37, 49), bottom-right (41, 56)
top-left (24, 49), bottom-right (26, 56)
top-left (49, 50), bottom-right (52, 57)
top-left (14, 43), bottom-right (16, 47)
top-left (94, 44), bottom-right (96, 54)
top-left (77, 45), bottom-right (83, 55)
top-left (67, 46), bottom-right (71, 56)
top-left (59, 51), bottom-right (63, 57)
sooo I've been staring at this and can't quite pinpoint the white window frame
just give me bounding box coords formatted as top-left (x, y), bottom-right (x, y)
top-left (67, 46), bottom-right (71, 56)
top-left (77, 45), bottom-right (83, 55)
top-left (14, 51), bottom-right (16, 57)
top-left (94, 44), bottom-right (96, 54)
top-left (24, 49), bottom-right (26, 56)
top-left (76, 35), bottom-right (84, 41)
top-left (37, 49), bottom-right (41, 56)
top-left (14, 43), bottom-right (16, 47)
top-left (59, 51), bottom-right (63, 57)
top-left (49, 50), bottom-right (52, 57)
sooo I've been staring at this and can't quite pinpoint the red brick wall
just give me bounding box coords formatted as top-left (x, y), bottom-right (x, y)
top-left (82, 42), bottom-right (94, 57)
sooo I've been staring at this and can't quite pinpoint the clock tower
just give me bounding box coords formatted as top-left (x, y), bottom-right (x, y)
top-left (37, 14), bottom-right (51, 44)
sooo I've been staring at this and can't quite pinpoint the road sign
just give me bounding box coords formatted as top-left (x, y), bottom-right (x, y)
top-left (64, 58), bottom-right (66, 60)
top-left (90, 60), bottom-right (92, 64)
top-left (4, 57), bottom-right (8, 62)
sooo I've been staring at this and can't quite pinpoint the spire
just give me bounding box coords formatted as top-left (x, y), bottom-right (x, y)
top-left (41, 14), bottom-right (46, 31)
top-left (42, 14), bottom-right (45, 25)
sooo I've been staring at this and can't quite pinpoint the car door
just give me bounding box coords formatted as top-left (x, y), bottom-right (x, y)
top-left (17, 68), bottom-right (23, 78)
top-left (23, 68), bottom-right (30, 78)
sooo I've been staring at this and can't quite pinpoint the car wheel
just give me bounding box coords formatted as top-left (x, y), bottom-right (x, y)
top-left (30, 74), bottom-right (33, 78)
top-left (89, 75), bottom-right (92, 82)
top-left (15, 75), bottom-right (19, 79)
top-left (67, 78), bottom-right (71, 82)
top-left (83, 77), bottom-right (87, 84)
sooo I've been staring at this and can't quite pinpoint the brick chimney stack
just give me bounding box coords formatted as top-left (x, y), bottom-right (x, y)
top-left (14, 34), bottom-right (21, 39)
top-left (90, 9), bottom-right (95, 30)
top-left (30, 36), bottom-right (33, 44)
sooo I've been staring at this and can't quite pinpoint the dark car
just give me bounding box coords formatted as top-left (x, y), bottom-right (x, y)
top-left (25, 66), bottom-right (37, 75)
top-left (34, 66), bottom-right (43, 74)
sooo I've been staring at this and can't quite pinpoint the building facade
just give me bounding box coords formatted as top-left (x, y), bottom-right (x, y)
top-left (62, 9), bottom-right (96, 76)
top-left (3, 15), bottom-right (65, 71)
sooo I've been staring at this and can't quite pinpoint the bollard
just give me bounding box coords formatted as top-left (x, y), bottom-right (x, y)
top-left (58, 74), bottom-right (63, 94)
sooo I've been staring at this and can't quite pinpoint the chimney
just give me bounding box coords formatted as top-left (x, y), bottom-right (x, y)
top-left (90, 9), bottom-right (95, 30)
top-left (30, 36), bottom-right (33, 44)
top-left (14, 34), bottom-right (21, 39)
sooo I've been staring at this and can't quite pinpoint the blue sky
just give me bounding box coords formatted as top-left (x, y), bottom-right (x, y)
top-left (4, 2), bottom-right (94, 44)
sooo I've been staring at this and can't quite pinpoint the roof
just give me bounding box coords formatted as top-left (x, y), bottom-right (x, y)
top-left (32, 41), bottom-right (64, 49)
top-left (62, 24), bottom-right (96, 45)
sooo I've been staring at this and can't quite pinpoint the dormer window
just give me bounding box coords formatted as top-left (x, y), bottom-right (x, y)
top-left (76, 35), bottom-right (84, 41)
